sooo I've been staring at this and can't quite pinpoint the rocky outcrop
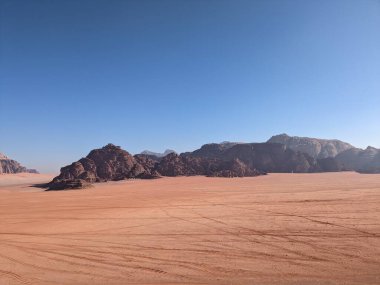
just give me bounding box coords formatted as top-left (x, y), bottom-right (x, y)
top-left (47, 144), bottom-right (160, 190)
top-left (335, 146), bottom-right (380, 173)
top-left (267, 134), bottom-right (353, 159)
top-left (207, 158), bottom-right (265, 177)
top-left (48, 144), bottom-right (265, 190)
top-left (47, 179), bottom-right (93, 191)
top-left (0, 152), bottom-right (38, 174)
top-left (156, 153), bottom-right (264, 177)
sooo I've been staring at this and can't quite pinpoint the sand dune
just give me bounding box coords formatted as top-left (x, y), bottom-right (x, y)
top-left (0, 172), bottom-right (379, 284)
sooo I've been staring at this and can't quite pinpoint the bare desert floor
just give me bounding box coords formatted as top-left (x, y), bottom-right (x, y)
top-left (0, 172), bottom-right (379, 285)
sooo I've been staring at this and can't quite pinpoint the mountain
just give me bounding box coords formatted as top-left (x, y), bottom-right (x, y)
top-left (335, 146), bottom-right (380, 173)
top-left (46, 136), bottom-right (380, 190)
top-left (267, 134), bottom-right (354, 159)
top-left (47, 144), bottom-right (264, 190)
top-left (0, 152), bottom-right (38, 174)
top-left (266, 134), bottom-right (380, 173)
top-left (48, 144), bottom-right (160, 190)
top-left (184, 142), bottom-right (340, 173)
top-left (182, 142), bottom-right (241, 158)
top-left (140, 149), bottom-right (175, 158)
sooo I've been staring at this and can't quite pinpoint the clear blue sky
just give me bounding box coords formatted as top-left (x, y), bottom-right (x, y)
top-left (1, 0), bottom-right (379, 173)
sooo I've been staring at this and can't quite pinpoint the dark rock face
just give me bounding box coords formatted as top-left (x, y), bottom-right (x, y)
top-left (358, 152), bottom-right (380, 174)
top-left (184, 142), bottom-right (328, 173)
top-left (156, 153), bottom-right (208, 176)
top-left (207, 158), bottom-right (265, 177)
top-left (335, 146), bottom-right (380, 173)
top-left (0, 152), bottom-right (38, 174)
top-left (267, 134), bottom-right (353, 159)
top-left (156, 153), bottom-right (263, 177)
top-left (48, 144), bottom-right (159, 190)
top-left (316, 157), bottom-right (343, 172)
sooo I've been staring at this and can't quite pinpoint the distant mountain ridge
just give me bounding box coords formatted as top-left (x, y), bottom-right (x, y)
top-left (183, 142), bottom-right (340, 173)
top-left (266, 134), bottom-right (380, 173)
top-left (267, 134), bottom-right (354, 159)
top-left (140, 149), bottom-right (176, 158)
top-left (44, 134), bottom-right (380, 190)
top-left (0, 152), bottom-right (38, 174)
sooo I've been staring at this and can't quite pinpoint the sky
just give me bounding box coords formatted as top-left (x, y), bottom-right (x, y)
top-left (0, 0), bottom-right (379, 173)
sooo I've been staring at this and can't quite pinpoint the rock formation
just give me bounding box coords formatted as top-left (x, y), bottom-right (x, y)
top-left (48, 144), bottom-right (264, 190)
top-left (156, 153), bottom-right (263, 177)
top-left (47, 136), bottom-right (380, 190)
top-left (184, 142), bottom-right (334, 173)
top-left (0, 152), bottom-right (38, 174)
top-left (47, 144), bottom-right (159, 190)
top-left (267, 134), bottom-right (353, 159)
top-left (335, 146), bottom-right (380, 173)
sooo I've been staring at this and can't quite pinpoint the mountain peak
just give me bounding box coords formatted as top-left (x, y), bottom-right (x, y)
top-left (0, 151), bottom-right (38, 174)
top-left (141, 149), bottom-right (176, 158)
top-left (267, 134), bottom-right (354, 159)
top-left (103, 143), bottom-right (121, 149)
top-left (0, 152), bottom-right (9, 160)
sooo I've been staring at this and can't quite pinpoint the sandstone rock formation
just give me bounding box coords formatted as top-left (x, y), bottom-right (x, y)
top-left (48, 144), bottom-right (264, 190)
top-left (47, 136), bottom-right (380, 190)
top-left (48, 144), bottom-right (159, 190)
top-left (335, 146), bottom-right (380, 173)
top-left (207, 158), bottom-right (265, 177)
top-left (184, 142), bottom-right (331, 173)
top-left (267, 134), bottom-right (353, 159)
top-left (182, 142), bottom-right (241, 158)
top-left (155, 153), bottom-right (263, 177)
top-left (0, 152), bottom-right (38, 174)
top-left (316, 157), bottom-right (343, 172)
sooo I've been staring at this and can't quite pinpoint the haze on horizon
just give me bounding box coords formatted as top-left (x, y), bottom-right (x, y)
top-left (0, 0), bottom-right (379, 173)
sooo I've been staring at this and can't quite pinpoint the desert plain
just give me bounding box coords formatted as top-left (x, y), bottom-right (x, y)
top-left (0, 172), bottom-right (379, 285)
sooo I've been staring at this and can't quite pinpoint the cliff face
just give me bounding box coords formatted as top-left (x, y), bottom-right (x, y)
top-left (184, 142), bottom-right (338, 173)
top-left (335, 146), bottom-right (380, 173)
top-left (267, 134), bottom-right (353, 159)
top-left (0, 152), bottom-right (38, 174)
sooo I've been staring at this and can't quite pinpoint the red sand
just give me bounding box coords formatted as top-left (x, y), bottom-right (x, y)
top-left (0, 172), bottom-right (379, 284)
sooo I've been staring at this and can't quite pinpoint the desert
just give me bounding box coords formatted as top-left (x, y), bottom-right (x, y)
top-left (1, 172), bottom-right (379, 285)
top-left (1, 1), bottom-right (379, 284)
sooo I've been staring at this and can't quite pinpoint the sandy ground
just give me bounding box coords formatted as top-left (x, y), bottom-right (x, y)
top-left (0, 172), bottom-right (379, 285)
